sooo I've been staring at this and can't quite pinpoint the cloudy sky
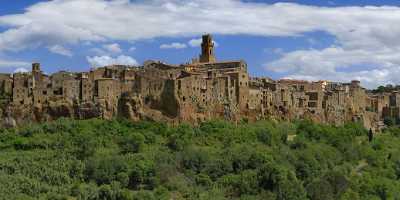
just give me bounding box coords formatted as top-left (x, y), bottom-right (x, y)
top-left (1, 0), bottom-right (400, 88)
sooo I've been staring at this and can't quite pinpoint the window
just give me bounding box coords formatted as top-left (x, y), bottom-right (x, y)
top-left (308, 102), bottom-right (317, 108)
top-left (306, 92), bottom-right (318, 101)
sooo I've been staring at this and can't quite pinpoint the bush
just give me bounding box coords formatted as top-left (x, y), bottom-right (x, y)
top-left (120, 133), bottom-right (145, 154)
top-left (85, 155), bottom-right (128, 185)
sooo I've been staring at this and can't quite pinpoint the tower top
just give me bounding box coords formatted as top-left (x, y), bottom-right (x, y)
top-left (199, 34), bottom-right (216, 63)
top-left (32, 63), bottom-right (41, 72)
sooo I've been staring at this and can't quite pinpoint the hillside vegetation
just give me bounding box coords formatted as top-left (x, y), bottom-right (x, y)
top-left (0, 118), bottom-right (400, 200)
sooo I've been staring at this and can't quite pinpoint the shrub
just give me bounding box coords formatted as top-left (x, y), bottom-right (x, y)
top-left (120, 133), bottom-right (145, 154)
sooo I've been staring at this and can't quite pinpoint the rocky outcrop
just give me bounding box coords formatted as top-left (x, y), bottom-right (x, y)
top-left (75, 102), bottom-right (102, 120)
top-left (3, 116), bottom-right (16, 128)
top-left (119, 93), bottom-right (144, 121)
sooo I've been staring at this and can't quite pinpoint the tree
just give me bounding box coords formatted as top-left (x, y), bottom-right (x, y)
top-left (120, 133), bottom-right (145, 154)
top-left (368, 128), bottom-right (374, 142)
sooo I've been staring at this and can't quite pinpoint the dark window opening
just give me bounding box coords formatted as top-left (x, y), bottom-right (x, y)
top-left (54, 87), bottom-right (63, 95)
top-left (144, 96), bottom-right (150, 104)
top-left (307, 92), bottom-right (318, 101)
top-left (308, 102), bottom-right (317, 108)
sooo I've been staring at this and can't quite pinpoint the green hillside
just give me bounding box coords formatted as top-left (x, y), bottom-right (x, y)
top-left (0, 118), bottom-right (400, 200)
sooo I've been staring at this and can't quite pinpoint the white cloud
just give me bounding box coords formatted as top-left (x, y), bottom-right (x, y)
top-left (89, 43), bottom-right (123, 55)
top-left (86, 55), bottom-right (138, 67)
top-left (0, 0), bottom-right (330, 52)
top-left (188, 38), bottom-right (202, 47)
top-left (0, 58), bottom-right (30, 73)
top-left (102, 43), bottom-right (122, 54)
top-left (0, 1), bottom-right (398, 52)
top-left (13, 67), bottom-right (29, 73)
top-left (2, 0), bottom-right (400, 87)
top-left (48, 45), bottom-right (73, 57)
top-left (160, 42), bottom-right (187, 49)
top-left (266, 47), bottom-right (400, 88)
top-left (0, 59), bottom-right (30, 68)
top-left (129, 47), bottom-right (136, 52)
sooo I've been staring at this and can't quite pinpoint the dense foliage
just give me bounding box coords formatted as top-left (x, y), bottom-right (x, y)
top-left (0, 118), bottom-right (400, 199)
top-left (370, 84), bottom-right (400, 93)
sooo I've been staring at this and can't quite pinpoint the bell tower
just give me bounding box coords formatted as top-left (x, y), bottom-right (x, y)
top-left (32, 63), bottom-right (41, 72)
top-left (199, 34), bottom-right (216, 63)
top-left (31, 62), bottom-right (42, 87)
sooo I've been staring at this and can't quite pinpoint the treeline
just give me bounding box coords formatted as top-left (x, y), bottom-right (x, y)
top-left (370, 84), bottom-right (400, 93)
top-left (0, 118), bottom-right (400, 199)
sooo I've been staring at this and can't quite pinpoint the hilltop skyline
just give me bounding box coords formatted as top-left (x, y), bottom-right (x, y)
top-left (1, 0), bottom-right (400, 88)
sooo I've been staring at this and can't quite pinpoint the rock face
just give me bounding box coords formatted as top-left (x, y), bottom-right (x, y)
top-left (0, 34), bottom-right (396, 130)
top-left (3, 116), bottom-right (16, 128)
top-left (119, 93), bottom-right (144, 121)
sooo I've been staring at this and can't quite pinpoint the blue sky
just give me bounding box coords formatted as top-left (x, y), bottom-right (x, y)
top-left (1, 0), bottom-right (400, 88)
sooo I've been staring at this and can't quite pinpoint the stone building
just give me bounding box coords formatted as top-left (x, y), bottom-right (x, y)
top-left (0, 34), bottom-right (391, 130)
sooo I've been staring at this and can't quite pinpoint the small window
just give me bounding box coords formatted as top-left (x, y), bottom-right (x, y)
top-left (307, 92), bottom-right (318, 101)
top-left (308, 102), bottom-right (317, 108)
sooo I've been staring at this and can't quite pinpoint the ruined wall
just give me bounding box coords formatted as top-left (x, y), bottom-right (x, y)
top-left (0, 74), bottom-right (12, 95)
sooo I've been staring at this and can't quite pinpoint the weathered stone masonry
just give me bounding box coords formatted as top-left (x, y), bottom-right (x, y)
top-left (0, 34), bottom-right (396, 130)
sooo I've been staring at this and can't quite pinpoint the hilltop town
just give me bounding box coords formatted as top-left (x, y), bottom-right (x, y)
top-left (0, 34), bottom-right (397, 130)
